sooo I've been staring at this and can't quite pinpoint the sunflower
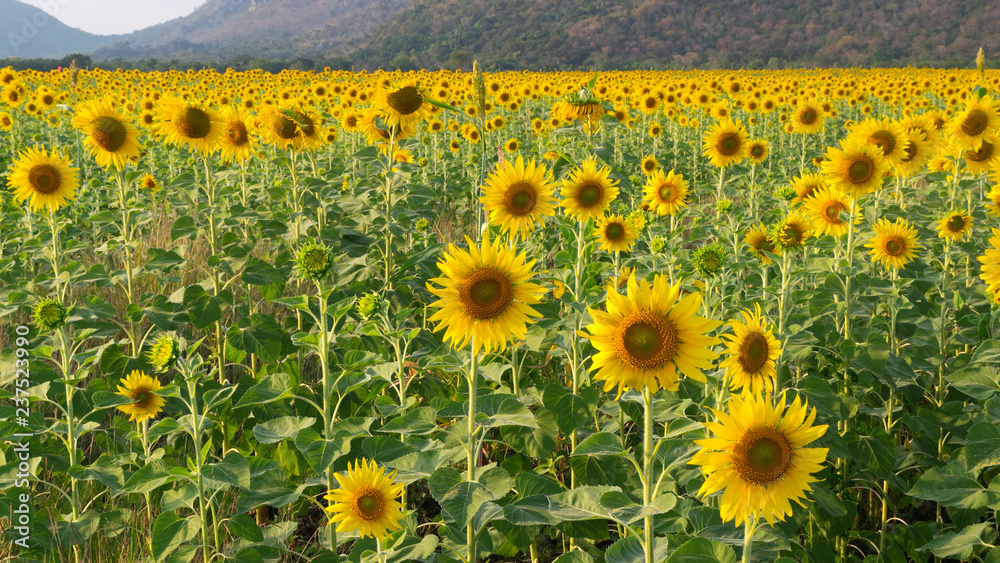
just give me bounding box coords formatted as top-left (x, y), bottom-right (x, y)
top-left (745, 225), bottom-right (775, 265)
top-left (948, 95), bottom-right (1000, 151)
top-left (894, 128), bottom-right (933, 178)
top-left (720, 304), bottom-right (783, 395)
top-left (140, 173), bottom-right (159, 192)
top-left (0, 111), bottom-right (12, 131)
top-left (7, 146), bottom-right (79, 212)
top-left (821, 139), bottom-right (890, 199)
top-left (790, 101), bottom-right (824, 134)
top-left (156, 98), bottom-right (223, 154)
top-left (985, 185), bottom-right (1000, 217)
top-left (560, 157), bottom-right (619, 222)
top-left (595, 214), bottom-right (637, 253)
top-left (116, 370), bottom-right (166, 423)
top-left (325, 458), bottom-right (405, 541)
top-left (937, 210), bottom-right (973, 240)
top-left (866, 217), bottom-right (922, 270)
top-left (640, 155), bottom-right (659, 175)
top-left (426, 234), bottom-right (545, 355)
top-left (642, 168), bottom-right (689, 217)
top-left (480, 156), bottom-right (558, 240)
top-left (584, 274), bottom-right (721, 394)
top-left (803, 186), bottom-right (858, 238)
top-left (72, 101), bottom-right (143, 169)
top-left (962, 133), bottom-right (1000, 175)
top-left (373, 82), bottom-right (430, 130)
top-left (978, 228), bottom-right (1000, 298)
top-left (850, 118), bottom-right (907, 166)
top-left (702, 119), bottom-right (749, 168)
top-left (690, 392), bottom-right (829, 527)
top-left (217, 106), bottom-right (257, 162)
top-left (772, 211), bottom-right (810, 252)
top-left (747, 139), bottom-right (769, 164)
top-left (789, 172), bottom-right (825, 205)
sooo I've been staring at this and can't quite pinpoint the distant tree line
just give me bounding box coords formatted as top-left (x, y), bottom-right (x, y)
top-left (0, 54), bottom-right (357, 73)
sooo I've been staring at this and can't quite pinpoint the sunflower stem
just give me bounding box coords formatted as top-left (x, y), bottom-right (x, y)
top-left (643, 387), bottom-right (656, 563)
top-left (140, 419), bottom-right (154, 549)
top-left (317, 278), bottom-right (338, 553)
top-left (57, 326), bottom-right (80, 521)
top-left (467, 335), bottom-right (480, 563)
top-left (742, 516), bottom-right (757, 563)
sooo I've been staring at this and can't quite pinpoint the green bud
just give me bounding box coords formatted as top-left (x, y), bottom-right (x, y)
top-left (296, 240), bottom-right (332, 280)
top-left (33, 298), bottom-right (67, 332)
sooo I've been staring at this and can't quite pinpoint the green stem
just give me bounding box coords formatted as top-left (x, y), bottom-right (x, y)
top-left (468, 335), bottom-right (480, 563)
top-left (743, 516), bottom-right (757, 563)
top-left (643, 387), bottom-right (655, 563)
top-left (317, 279), bottom-right (337, 552)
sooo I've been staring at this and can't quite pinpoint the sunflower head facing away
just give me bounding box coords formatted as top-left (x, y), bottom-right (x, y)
top-left (72, 101), bottom-right (144, 169)
top-left (7, 145), bottom-right (79, 212)
top-left (584, 274), bottom-right (721, 394)
top-left (325, 458), bottom-right (405, 541)
top-left (116, 370), bottom-right (166, 424)
top-left (481, 155), bottom-right (558, 240)
top-left (690, 392), bottom-right (829, 527)
top-left (560, 157), bottom-right (619, 222)
top-left (866, 217), bottom-right (922, 271)
top-left (426, 234), bottom-right (546, 355)
top-left (720, 304), bottom-right (783, 395)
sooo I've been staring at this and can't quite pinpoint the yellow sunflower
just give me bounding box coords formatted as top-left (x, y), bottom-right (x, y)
top-left (720, 304), bottom-right (783, 396)
top-left (984, 185), bottom-right (1000, 217)
top-left (790, 101), bottom-right (825, 134)
top-left (690, 392), bottom-right (829, 527)
top-left (803, 186), bottom-right (858, 238)
top-left (426, 234), bottom-right (545, 355)
top-left (480, 156), bottom-right (558, 240)
top-left (7, 146), bottom-right (79, 212)
top-left (72, 101), bottom-right (143, 169)
top-left (894, 128), bottom-right (933, 178)
top-left (789, 173), bottom-right (825, 205)
top-left (156, 98), bottom-right (223, 154)
top-left (821, 139), bottom-right (890, 199)
top-left (937, 210), bottom-right (973, 240)
top-left (978, 228), bottom-right (1000, 298)
top-left (642, 168), bottom-right (689, 217)
top-left (747, 139), bottom-right (769, 164)
top-left (772, 211), bottom-right (810, 252)
top-left (640, 155), bottom-right (659, 175)
top-left (140, 173), bottom-right (159, 192)
top-left (702, 118), bottom-right (749, 168)
top-left (324, 458), bottom-right (405, 541)
top-left (850, 117), bottom-right (907, 166)
top-left (595, 214), bottom-right (637, 253)
top-left (560, 157), bottom-right (619, 222)
top-left (217, 105), bottom-right (257, 162)
top-left (372, 81), bottom-right (430, 129)
top-left (948, 95), bottom-right (1000, 151)
top-left (116, 370), bottom-right (166, 423)
top-left (962, 133), bottom-right (1000, 175)
top-left (745, 224), bottom-right (776, 265)
top-left (584, 274), bottom-right (721, 394)
top-left (866, 217), bottom-right (922, 270)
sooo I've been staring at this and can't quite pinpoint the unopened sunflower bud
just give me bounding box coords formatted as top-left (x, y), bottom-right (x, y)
top-left (356, 293), bottom-right (382, 320)
top-left (33, 298), bottom-right (67, 332)
top-left (296, 240), bottom-right (332, 280)
top-left (147, 335), bottom-right (179, 372)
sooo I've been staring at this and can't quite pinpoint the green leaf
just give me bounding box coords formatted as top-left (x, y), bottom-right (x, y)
top-left (378, 407), bottom-right (439, 435)
top-left (182, 285), bottom-right (221, 329)
top-left (572, 432), bottom-right (627, 456)
top-left (667, 537), bottom-right (738, 563)
top-left (605, 535), bottom-right (645, 563)
top-left (429, 467), bottom-right (492, 525)
top-left (552, 387), bottom-right (599, 435)
top-left (68, 454), bottom-right (124, 491)
top-left (948, 367), bottom-right (1000, 401)
top-left (241, 257), bottom-right (285, 286)
top-left (170, 216), bottom-right (197, 241)
top-left (477, 393), bottom-right (537, 428)
top-left (151, 512), bottom-right (200, 563)
top-left (846, 429), bottom-right (896, 480)
top-left (228, 513), bottom-right (264, 542)
top-left (235, 372), bottom-right (293, 407)
top-left (294, 427), bottom-right (352, 473)
top-left (203, 451), bottom-right (250, 489)
top-left (967, 421), bottom-right (1000, 471)
top-left (918, 522), bottom-right (994, 559)
top-left (503, 495), bottom-right (557, 526)
top-left (600, 491), bottom-right (676, 525)
top-left (146, 249), bottom-right (186, 272)
top-left (122, 460), bottom-right (178, 495)
top-left (501, 407), bottom-right (557, 458)
top-left (552, 552), bottom-right (595, 563)
top-left (548, 486), bottom-right (621, 521)
top-left (253, 416), bottom-right (316, 444)
top-left (907, 466), bottom-right (1000, 509)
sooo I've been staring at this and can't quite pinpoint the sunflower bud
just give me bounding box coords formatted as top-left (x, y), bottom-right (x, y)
top-left (717, 197), bottom-right (733, 214)
top-left (147, 335), bottom-right (179, 372)
top-left (415, 217), bottom-right (429, 231)
top-left (296, 240), bottom-right (332, 280)
top-left (776, 185), bottom-right (797, 201)
top-left (33, 298), bottom-right (67, 332)
top-left (472, 60), bottom-right (486, 116)
top-left (650, 236), bottom-right (668, 254)
top-left (356, 293), bottom-right (382, 320)
top-left (627, 209), bottom-right (647, 232)
top-left (692, 243), bottom-right (728, 278)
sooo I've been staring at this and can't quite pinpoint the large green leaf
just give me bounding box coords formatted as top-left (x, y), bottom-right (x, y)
top-left (907, 466), bottom-right (1000, 509)
top-left (967, 421), bottom-right (1000, 472)
top-left (918, 522), bottom-right (995, 559)
top-left (667, 537), bottom-right (738, 563)
top-left (547, 485), bottom-right (621, 521)
top-left (378, 407), bottom-right (439, 435)
top-left (253, 416), bottom-right (316, 444)
top-left (151, 512), bottom-right (200, 563)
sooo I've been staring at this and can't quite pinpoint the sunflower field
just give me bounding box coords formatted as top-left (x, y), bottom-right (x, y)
top-left (4, 60), bottom-right (1000, 563)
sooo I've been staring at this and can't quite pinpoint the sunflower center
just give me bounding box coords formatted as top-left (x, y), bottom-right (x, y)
top-left (750, 145), bottom-right (765, 159)
top-left (901, 141), bottom-right (917, 163)
top-left (718, 134), bottom-right (740, 156)
top-left (294, 111), bottom-right (316, 137)
top-left (460, 267), bottom-right (513, 320)
top-left (28, 164), bottom-right (61, 194)
top-left (868, 130), bottom-right (896, 156)
top-left (799, 109), bottom-right (817, 125)
top-left (643, 160), bottom-right (656, 172)
top-left (844, 156), bottom-right (874, 185)
top-left (613, 311), bottom-right (678, 371)
top-left (754, 236), bottom-right (775, 254)
top-left (576, 181), bottom-right (604, 208)
top-left (504, 182), bottom-right (537, 216)
top-left (91, 116), bottom-right (127, 152)
top-left (134, 391), bottom-right (151, 406)
top-left (269, 113), bottom-right (299, 140)
top-left (605, 222), bottom-right (625, 241)
top-left (962, 109), bottom-right (989, 137)
top-left (966, 141), bottom-right (994, 162)
top-left (824, 202), bottom-right (844, 222)
top-left (738, 332), bottom-right (770, 374)
top-left (947, 214), bottom-right (966, 232)
top-left (884, 237), bottom-right (904, 256)
top-left (732, 427), bottom-right (793, 485)
top-left (173, 107), bottom-right (212, 139)
top-left (384, 86), bottom-right (423, 116)
top-left (226, 121), bottom-right (249, 146)
top-left (658, 183), bottom-right (676, 202)
top-left (353, 488), bottom-right (384, 521)
top-left (779, 224), bottom-right (803, 247)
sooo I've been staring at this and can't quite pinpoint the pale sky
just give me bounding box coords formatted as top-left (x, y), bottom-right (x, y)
top-left (18, 0), bottom-right (206, 35)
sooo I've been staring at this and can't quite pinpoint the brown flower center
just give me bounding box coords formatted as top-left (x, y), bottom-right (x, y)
top-left (717, 133), bottom-right (741, 156)
top-left (604, 222), bottom-right (626, 242)
top-left (503, 182), bottom-right (537, 216)
top-left (732, 427), bottom-right (793, 485)
top-left (947, 214), bottom-right (966, 233)
top-left (868, 130), bottom-right (897, 157)
top-left (961, 108), bottom-right (989, 137)
top-left (353, 488), bottom-right (384, 521)
top-left (28, 164), bottom-right (61, 194)
top-left (269, 112), bottom-right (299, 140)
top-left (459, 267), bottom-right (513, 320)
top-left (750, 145), bottom-right (765, 159)
top-left (225, 120), bottom-right (249, 147)
top-left (576, 181), bottom-right (604, 208)
top-left (799, 108), bottom-right (817, 125)
top-left (613, 311), bottom-right (678, 371)
top-left (172, 106), bottom-right (212, 139)
top-left (658, 182), bottom-right (677, 203)
top-left (884, 236), bottom-right (905, 256)
top-left (91, 116), bottom-right (127, 152)
top-left (965, 141), bottom-right (994, 163)
top-left (844, 156), bottom-right (875, 185)
top-left (737, 331), bottom-right (770, 374)
top-left (824, 201), bottom-right (845, 222)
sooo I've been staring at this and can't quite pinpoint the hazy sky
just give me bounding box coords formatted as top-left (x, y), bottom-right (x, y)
top-left (18, 0), bottom-right (206, 35)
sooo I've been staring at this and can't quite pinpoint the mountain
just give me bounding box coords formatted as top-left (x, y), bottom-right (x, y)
top-left (352, 0), bottom-right (1000, 70)
top-left (92, 0), bottom-right (415, 61)
top-left (0, 0), bottom-right (118, 58)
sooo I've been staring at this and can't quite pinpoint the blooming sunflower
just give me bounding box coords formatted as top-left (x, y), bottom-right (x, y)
top-left (978, 228), bottom-right (1000, 298)
top-left (894, 129), bottom-right (932, 178)
top-left (719, 304), bottom-right (783, 395)
top-left (325, 458), bottom-right (405, 541)
top-left (640, 155), bottom-right (659, 175)
top-left (560, 157), bottom-right (619, 222)
top-left (72, 101), bottom-right (143, 169)
top-left (595, 214), bottom-right (637, 253)
top-left (962, 134), bottom-right (1000, 175)
top-left (747, 139), bottom-right (769, 164)
top-left (480, 156), bottom-right (558, 240)
top-left (690, 392), bottom-right (829, 527)
top-left (803, 186), bottom-right (858, 238)
top-left (789, 173), bottom-right (825, 205)
top-left (584, 274), bottom-right (721, 394)
top-left (702, 118), bottom-right (749, 168)
top-left (948, 95), bottom-right (1000, 151)
top-left (116, 370), bottom-right (166, 423)
top-left (372, 82), bottom-right (430, 129)
top-left (156, 98), bottom-right (223, 154)
top-left (821, 139), bottom-right (890, 199)
top-left (937, 210), bottom-right (973, 240)
top-left (745, 225), bottom-right (776, 265)
top-left (866, 217), bottom-right (922, 270)
top-left (642, 168), bottom-right (689, 217)
top-left (426, 234), bottom-right (545, 355)
top-left (790, 101), bottom-right (824, 134)
top-left (7, 146), bottom-right (79, 212)
top-left (218, 106), bottom-right (257, 162)
top-left (850, 118), bottom-right (907, 166)
top-left (140, 173), bottom-right (159, 192)
top-left (772, 211), bottom-right (810, 252)
top-left (985, 185), bottom-right (1000, 217)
